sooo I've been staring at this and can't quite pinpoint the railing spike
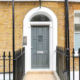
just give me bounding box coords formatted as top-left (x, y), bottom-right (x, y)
top-left (78, 48), bottom-right (80, 80)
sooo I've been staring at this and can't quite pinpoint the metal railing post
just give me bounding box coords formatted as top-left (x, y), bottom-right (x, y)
top-left (78, 48), bottom-right (80, 80)
top-left (9, 52), bottom-right (11, 80)
top-left (73, 49), bottom-right (75, 80)
top-left (66, 48), bottom-right (70, 80)
top-left (12, 0), bottom-right (15, 79)
top-left (3, 52), bottom-right (5, 80)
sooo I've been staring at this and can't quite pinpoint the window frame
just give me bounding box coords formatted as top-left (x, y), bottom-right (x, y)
top-left (74, 11), bottom-right (80, 55)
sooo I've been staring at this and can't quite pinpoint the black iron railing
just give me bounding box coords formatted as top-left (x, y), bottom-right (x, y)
top-left (1, 51), bottom-right (13, 80)
top-left (56, 47), bottom-right (68, 80)
top-left (14, 47), bottom-right (25, 80)
top-left (0, 47), bottom-right (25, 80)
top-left (57, 47), bottom-right (80, 80)
top-left (72, 48), bottom-right (80, 80)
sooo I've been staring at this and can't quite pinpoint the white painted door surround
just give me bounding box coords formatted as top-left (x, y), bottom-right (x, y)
top-left (23, 7), bottom-right (57, 73)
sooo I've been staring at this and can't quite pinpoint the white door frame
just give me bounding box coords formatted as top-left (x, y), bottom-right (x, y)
top-left (30, 22), bottom-right (52, 70)
top-left (23, 7), bottom-right (57, 73)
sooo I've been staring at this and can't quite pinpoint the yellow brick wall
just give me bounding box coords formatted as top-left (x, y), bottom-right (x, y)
top-left (0, 2), bottom-right (65, 52)
top-left (0, 1), bottom-right (79, 72)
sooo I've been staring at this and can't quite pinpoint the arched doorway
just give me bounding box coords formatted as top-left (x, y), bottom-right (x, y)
top-left (23, 7), bottom-right (57, 73)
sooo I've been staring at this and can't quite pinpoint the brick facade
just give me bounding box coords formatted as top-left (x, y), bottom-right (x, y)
top-left (0, 1), bottom-right (79, 72)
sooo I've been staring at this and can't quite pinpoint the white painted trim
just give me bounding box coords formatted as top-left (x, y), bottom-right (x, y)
top-left (1, 0), bottom-right (80, 2)
top-left (30, 22), bottom-right (52, 25)
top-left (0, 73), bottom-right (13, 80)
top-left (74, 10), bottom-right (80, 13)
top-left (30, 22), bottom-right (53, 71)
top-left (23, 7), bottom-right (57, 73)
top-left (70, 71), bottom-right (79, 80)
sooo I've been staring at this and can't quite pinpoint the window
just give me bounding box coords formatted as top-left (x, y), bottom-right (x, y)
top-left (74, 11), bottom-right (80, 51)
top-left (31, 14), bottom-right (50, 21)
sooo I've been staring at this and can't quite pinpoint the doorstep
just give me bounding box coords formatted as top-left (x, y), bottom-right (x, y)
top-left (23, 71), bottom-right (60, 80)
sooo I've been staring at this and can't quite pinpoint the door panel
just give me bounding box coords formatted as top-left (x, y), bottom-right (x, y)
top-left (31, 25), bottom-right (49, 68)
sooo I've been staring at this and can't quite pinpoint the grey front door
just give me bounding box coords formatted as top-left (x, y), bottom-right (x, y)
top-left (31, 25), bottom-right (49, 69)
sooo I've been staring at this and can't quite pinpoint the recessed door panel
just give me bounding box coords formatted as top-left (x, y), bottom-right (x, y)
top-left (31, 25), bottom-right (49, 68)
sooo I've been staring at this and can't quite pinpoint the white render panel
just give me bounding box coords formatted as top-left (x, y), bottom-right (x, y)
top-left (0, 73), bottom-right (13, 80)
top-left (70, 71), bottom-right (79, 80)
top-left (0, 0), bottom-right (80, 2)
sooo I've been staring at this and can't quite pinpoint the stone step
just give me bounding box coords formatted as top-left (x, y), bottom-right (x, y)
top-left (23, 71), bottom-right (60, 80)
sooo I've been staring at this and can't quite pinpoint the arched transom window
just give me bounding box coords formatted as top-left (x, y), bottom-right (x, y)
top-left (31, 14), bottom-right (50, 21)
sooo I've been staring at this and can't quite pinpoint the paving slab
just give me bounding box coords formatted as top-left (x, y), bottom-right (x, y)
top-left (23, 71), bottom-right (59, 80)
